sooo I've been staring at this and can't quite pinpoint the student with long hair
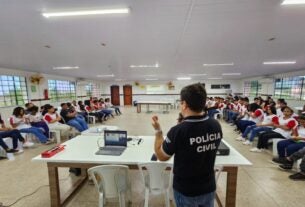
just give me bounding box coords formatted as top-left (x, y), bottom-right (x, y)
top-left (250, 106), bottom-right (297, 153)
top-left (10, 107), bottom-right (50, 144)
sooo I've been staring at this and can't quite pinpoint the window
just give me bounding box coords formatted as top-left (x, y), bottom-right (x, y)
top-left (274, 77), bottom-right (303, 100)
top-left (85, 83), bottom-right (93, 97)
top-left (0, 75), bottom-right (28, 107)
top-left (211, 84), bottom-right (230, 89)
top-left (243, 81), bottom-right (261, 97)
top-left (48, 80), bottom-right (76, 101)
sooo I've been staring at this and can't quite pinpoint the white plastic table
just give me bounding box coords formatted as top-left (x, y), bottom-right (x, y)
top-left (80, 125), bottom-right (119, 136)
top-left (32, 136), bottom-right (251, 207)
top-left (136, 101), bottom-right (172, 113)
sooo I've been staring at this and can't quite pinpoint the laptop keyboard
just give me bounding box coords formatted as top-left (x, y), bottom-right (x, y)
top-left (100, 146), bottom-right (125, 151)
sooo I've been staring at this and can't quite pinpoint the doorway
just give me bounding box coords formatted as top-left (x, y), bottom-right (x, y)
top-left (110, 85), bottom-right (120, 105)
top-left (123, 85), bottom-right (132, 106)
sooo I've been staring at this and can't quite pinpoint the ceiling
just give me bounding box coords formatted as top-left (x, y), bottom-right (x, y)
top-left (0, 0), bottom-right (305, 81)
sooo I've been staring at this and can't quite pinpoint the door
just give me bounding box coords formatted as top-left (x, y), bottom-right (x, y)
top-left (110, 85), bottom-right (120, 105)
top-left (123, 85), bottom-right (132, 106)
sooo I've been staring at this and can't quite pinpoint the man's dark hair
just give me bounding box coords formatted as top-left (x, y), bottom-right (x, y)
top-left (60, 103), bottom-right (67, 107)
top-left (67, 102), bottom-right (72, 107)
top-left (248, 103), bottom-right (260, 112)
top-left (180, 83), bottom-right (206, 113)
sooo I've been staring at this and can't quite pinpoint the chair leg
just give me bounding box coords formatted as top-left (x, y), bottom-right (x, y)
top-left (99, 193), bottom-right (104, 207)
top-left (164, 190), bottom-right (170, 207)
top-left (144, 188), bottom-right (149, 207)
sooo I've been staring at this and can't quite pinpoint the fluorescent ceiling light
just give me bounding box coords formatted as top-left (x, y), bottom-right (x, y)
top-left (53, 66), bottom-right (79, 70)
top-left (222, 73), bottom-right (241, 76)
top-left (263, 61), bottom-right (296, 65)
top-left (97, 74), bottom-right (114, 77)
top-left (189, 74), bottom-right (207, 76)
top-left (203, 63), bottom-right (234, 67)
top-left (143, 74), bottom-right (157, 77)
top-left (115, 79), bottom-right (125, 81)
top-left (145, 78), bottom-right (158, 81)
top-left (177, 77), bottom-right (191, 80)
top-left (42, 8), bottom-right (130, 18)
top-left (282, 0), bottom-right (305, 5)
top-left (208, 77), bottom-right (223, 80)
top-left (130, 63), bottom-right (159, 68)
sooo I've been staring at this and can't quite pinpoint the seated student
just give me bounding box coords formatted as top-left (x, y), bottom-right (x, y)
top-left (241, 105), bottom-right (278, 145)
top-left (276, 99), bottom-right (287, 117)
top-left (28, 106), bottom-right (50, 139)
top-left (43, 104), bottom-right (73, 138)
top-left (250, 106), bottom-right (297, 153)
top-left (105, 98), bottom-right (122, 115)
top-left (232, 97), bottom-right (249, 128)
top-left (95, 99), bottom-right (114, 118)
top-left (227, 97), bottom-right (242, 123)
top-left (278, 146), bottom-right (305, 180)
top-left (0, 113), bottom-right (25, 153)
top-left (273, 115), bottom-right (305, 164)
top-left (84, 100), bottom-right (105, 122)
top-left (206, 97), bottom-right (219, 118)
top-left (67, 102), bottom-right (86, 120)
top-left (10, 107), bottom-right (51, 144)
top-left (24, 102), bottom-right (35, 115)
top-left (235, 103), bottom-right (263, 135)
top-left (60, 103), bottom-right (88, 132)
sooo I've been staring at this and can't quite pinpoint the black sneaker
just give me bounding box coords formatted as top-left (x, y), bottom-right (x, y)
top-left (5, 148), bottom-right (19, 153)
top-left (289, 172), bottom-right (305, 180)
top-left (279, 164), bottom-right (293, 170)
top-left (271, 157), bottom-right (287, 164)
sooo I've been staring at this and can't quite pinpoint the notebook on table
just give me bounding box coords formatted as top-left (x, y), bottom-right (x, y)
top-left (95, 130), bottom-right (127, 156)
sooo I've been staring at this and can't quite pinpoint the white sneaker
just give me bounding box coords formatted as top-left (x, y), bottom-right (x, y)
top-left (250, 147), bottom-right (262, 152)
top-left (15, 149), bottom-right (24, 154)
top-left (243, 140), bottom-right (252, 145)
top-left (23, 142), bottom-right (34, 147)
top-left (235, 136), bottom-right (245, 141)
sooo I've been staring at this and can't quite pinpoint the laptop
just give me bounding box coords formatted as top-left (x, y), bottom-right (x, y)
top-left (216, 141), bottom-right (230, 156)
top-left (95, 130), bottom-right (127, 156)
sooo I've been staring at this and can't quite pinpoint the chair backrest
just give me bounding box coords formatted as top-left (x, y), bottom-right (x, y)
top-left (138, 162), bottom-right (172, 193)
top-left (88, 165), bottom-right (130, 199)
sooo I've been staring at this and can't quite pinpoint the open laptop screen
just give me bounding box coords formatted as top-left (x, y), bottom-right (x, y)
top-left (104, 130), bottom-right (127, 147)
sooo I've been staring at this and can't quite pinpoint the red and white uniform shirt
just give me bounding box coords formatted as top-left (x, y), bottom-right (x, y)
top-left (294, 126), bottom-right (305, 142)
top-left (262, 114), bottom-right (279, 128)
top-left (28, 112), bottom-right (43, 123)
top-left (9, 115), bottom-right (31, 129)
top-left (273, 117), bottom-right (298, 138)
top-left (43, 112), bottom-right (60, 126)
top-left (249, 109), bottom-right (264, 123)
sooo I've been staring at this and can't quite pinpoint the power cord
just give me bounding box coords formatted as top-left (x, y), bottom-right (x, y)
top-left (0, 175), bottom-right (71, 207)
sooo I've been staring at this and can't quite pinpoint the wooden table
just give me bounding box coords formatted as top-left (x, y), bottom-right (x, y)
top-left (32, 136), bottom-right (251, 207)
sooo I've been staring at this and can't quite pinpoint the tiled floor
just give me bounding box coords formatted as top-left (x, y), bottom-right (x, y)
top-left (0, 106), bottom-right (304, 207)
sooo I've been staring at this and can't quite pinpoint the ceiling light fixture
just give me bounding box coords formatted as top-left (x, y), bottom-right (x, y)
top-left (130, 63), bottom-right (159, 68)
top-left (189, 74), bottom-right (207, 76)
top-left (177, 77), bottom-right (191, 80)
top-left (208, 77), bottom-right (223, 80)
top-left (203, 63), bottom-right (234, 67)
top-left (282, 0), bottom-right (305, 5)
top-left (222, 73), bottom-right (241, 76)
top-left (97, 74), bottom-right (114, 77)
top-left (145, 78), bottom-right (158, 81)
top-left (263, 61), bottom-right (296, 65)
top-left (53, 66), bottom-right (79, 70)
top-left (42, 8), bottom-right (130, 18)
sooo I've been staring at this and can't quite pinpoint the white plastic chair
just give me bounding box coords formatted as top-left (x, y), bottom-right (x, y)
top-left (49, 129), bottom-right (61, 144)
top-left (138, 163), bottom-right (172, 207)
top-left (87, 165), bottom-right (131, 207)
top-left (272, 138), bottom-right (283, 156)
